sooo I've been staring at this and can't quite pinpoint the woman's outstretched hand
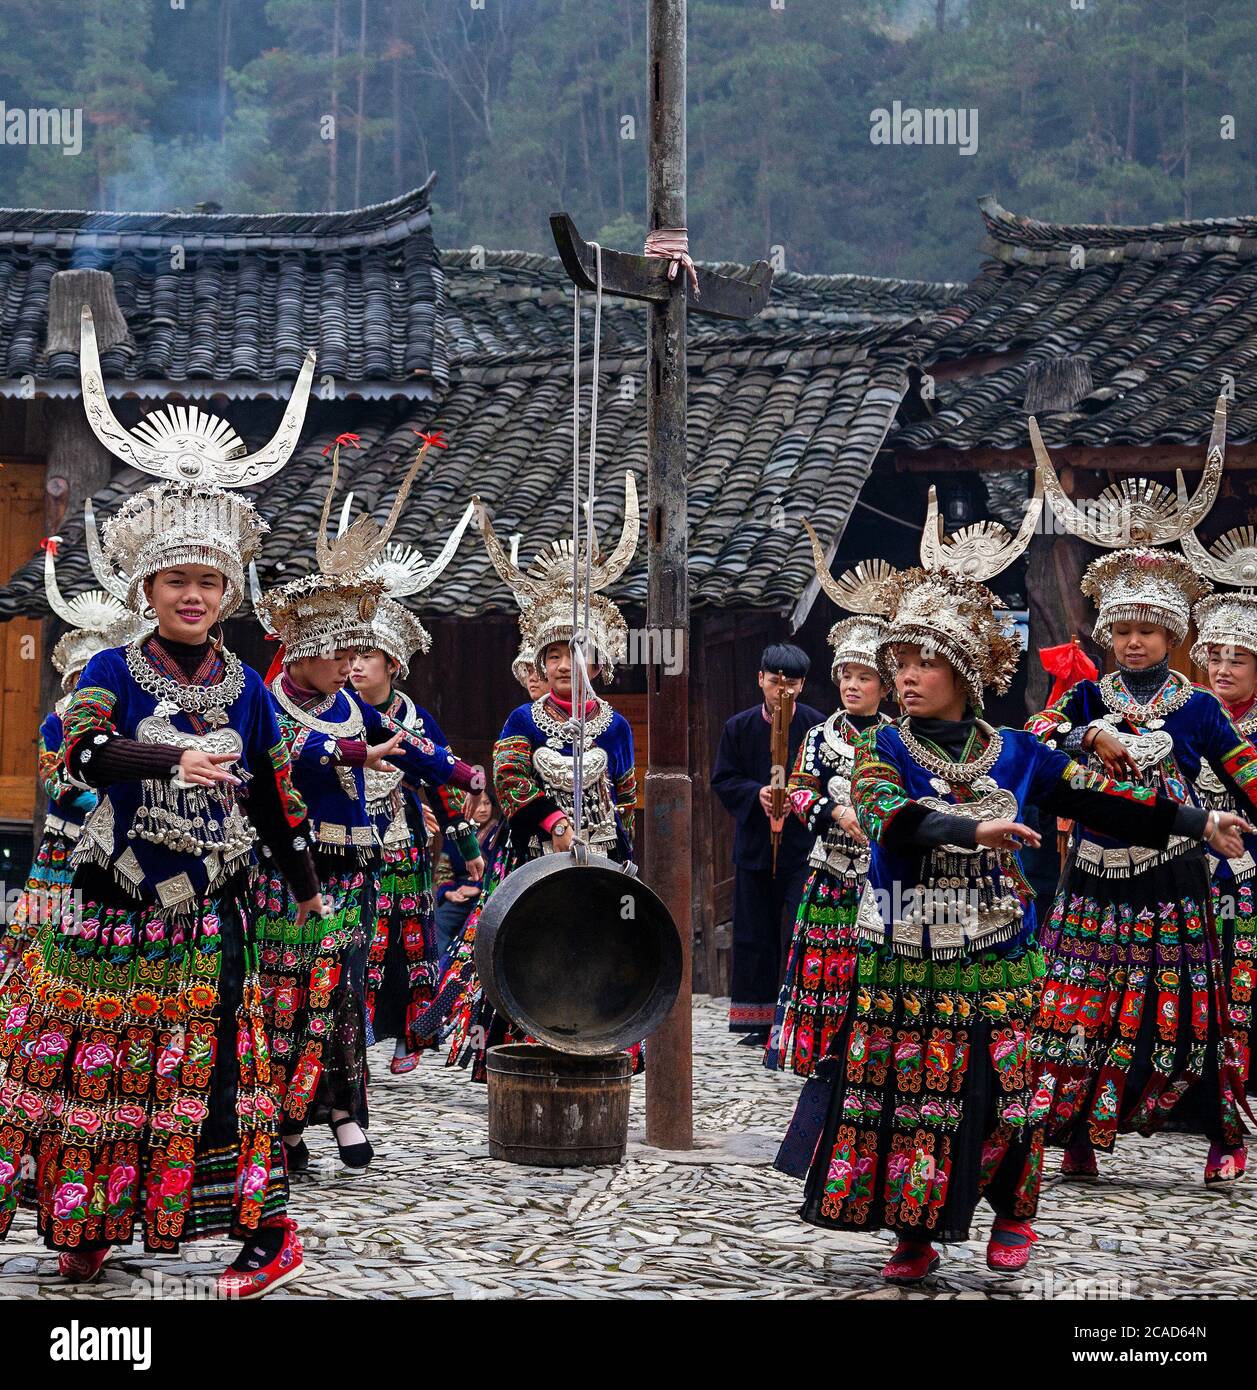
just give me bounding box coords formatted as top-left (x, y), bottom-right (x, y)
top-left (974, 819), bottom-right (1040, 852)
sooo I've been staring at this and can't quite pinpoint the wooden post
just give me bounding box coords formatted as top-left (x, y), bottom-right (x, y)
top-left (548, 0), bottom-right (772, 1151)
top-left (643, 0), bottom-right (692, 1149)
top-left (35, 400), bottom-right (112, 839)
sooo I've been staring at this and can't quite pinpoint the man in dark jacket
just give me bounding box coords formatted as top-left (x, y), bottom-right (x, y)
top-left (712, 643), bottom-right (824, 1043)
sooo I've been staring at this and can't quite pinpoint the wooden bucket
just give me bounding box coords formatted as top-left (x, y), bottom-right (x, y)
top-left (485, 1043), bottom-right (633, 1167)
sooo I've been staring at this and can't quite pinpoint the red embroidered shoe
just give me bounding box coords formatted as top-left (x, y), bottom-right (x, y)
top-left (986, 1218), bottom-right (1038, 1271)
top-left (1204, 1143), bottom-right (1247, 1188)
top-left (882, 1240), bottom-right (941, 1285)
top-left (1060, 1138), bottom-right (1099, 1180)
top-left (58, 1247), bottom-right (110, 1283)
top-left (389, 1051), bottom-right (420, 1075)
top-left (217, 1216), bottom-right (303, 1300)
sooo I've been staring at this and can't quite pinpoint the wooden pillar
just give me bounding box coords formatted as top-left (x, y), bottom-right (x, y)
top-left (35, 399), bottom-right (113, 837)
top-left (643, 0), bottom-right (693, 1150)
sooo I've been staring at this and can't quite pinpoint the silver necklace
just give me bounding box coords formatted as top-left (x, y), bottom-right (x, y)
top-left (900, 717), bottom-right (1003, 786)
top-left (269, 676), bottom-right (365, 739)
top-left (126, 639), bottom-right (244, 730)
top-left (1100, 669), bottom-right (1192, 726)
top-left (532, 695), bottom-right (613, 750)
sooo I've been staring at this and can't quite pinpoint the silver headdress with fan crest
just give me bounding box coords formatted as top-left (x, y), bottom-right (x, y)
top-left (1030, 398), bottom-right (1226, 549)
top-left (1032, 398), bottom-right (1225, 646)
top-left (1184, 525), bottom-right (1257, 667)
top-left (876, 473), bottom-right (1044, 708)
top-left (44, 534), bottom-right (149, 685)
top-left (79, 306), bottom-right (317, 618)
top-left (255, 433), bottom-right (446, 663)
top-left (802, 521), bottom-right (896, 682)
top-left (475, 472), bottom-right (640, 680)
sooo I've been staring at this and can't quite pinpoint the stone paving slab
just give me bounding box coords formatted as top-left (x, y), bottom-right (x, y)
top-left (1, 996), bottom-right (1252, 1300)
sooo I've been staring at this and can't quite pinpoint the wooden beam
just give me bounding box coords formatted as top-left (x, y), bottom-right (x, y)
top-left (894, 442), bottom-right (1257, 473)
top-left (549, 212), bottom-right (773, 321)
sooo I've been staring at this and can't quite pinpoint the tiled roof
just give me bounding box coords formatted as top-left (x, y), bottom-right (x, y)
top-left (0, 180), bottom-right (444, 395)
top-left (892, 196), bottom-right (1257, 451)
top-left (440, 249), bottom-right (959, 364)
top-left (0, 319), bottom-right (915, 620)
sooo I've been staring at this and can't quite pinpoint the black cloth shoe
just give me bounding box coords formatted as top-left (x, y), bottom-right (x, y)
top-left (330, 1115), bottom-right (373, 1172)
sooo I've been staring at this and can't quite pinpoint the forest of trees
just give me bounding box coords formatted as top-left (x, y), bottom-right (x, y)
top-left (0, 0), bottom-right (1252, 282)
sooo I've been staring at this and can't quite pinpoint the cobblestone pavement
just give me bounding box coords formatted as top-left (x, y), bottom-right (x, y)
top-left (2, 995), bottom-right (1253, 1299)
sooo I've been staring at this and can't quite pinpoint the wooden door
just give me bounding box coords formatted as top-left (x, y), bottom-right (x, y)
top-left (0, 462), bottom-right (45, 823)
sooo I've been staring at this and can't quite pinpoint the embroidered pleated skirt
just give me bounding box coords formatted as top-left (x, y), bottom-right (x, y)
top-left (365, 841), bottom-right (439, 1052)
top-left (255, 862), bottom-right (375, 1130)
top-left (1031, 852), bottom-right (1242, 1149)
top-left (788, 944), bottom-right (1047, 1244)
top-left (0, 827), bottom-right (78, 986)
top-left (0, 881), bottom-right (286, 1253)
top-left (767, 863), bottom-right (862, 1077)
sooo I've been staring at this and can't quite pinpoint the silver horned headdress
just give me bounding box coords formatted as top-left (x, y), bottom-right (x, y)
top-left (878, 473), bottom-right (1044, 708)
top-left (1032, 398), bottom-right (1225, 645)
top-left (1184, 525), bottom-right (1257, 667)
top-left (802, 521), bottom-right (896, 682)
top-left (44, 532), bottom-right (148, 686)
top-left (256, 433), bottom-right (446, 663)
top-left (475, 472), bottom-right (640, 680)
top-left (80, 306), bottom-right (316, 618)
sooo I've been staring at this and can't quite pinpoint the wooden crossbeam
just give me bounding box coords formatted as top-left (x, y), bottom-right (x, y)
top-left (549, 213), bottom-right (772, 322)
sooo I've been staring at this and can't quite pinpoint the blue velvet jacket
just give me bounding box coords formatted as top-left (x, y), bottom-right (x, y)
top-left (494, 696), bottom-right (636, 862)
top-left (853, 723), bottom-right (1179, 961)
top-left (1027, 676), bottom-right (1257, 880)
top-left (363, 689), bottom-right (480, 864)
top-left (273, 684), bottom-right (459, 866)
top-left (64, 644), bottom-right (307, 913)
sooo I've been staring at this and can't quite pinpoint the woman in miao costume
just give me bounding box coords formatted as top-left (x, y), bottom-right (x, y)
top-left (0, 308), bottom-right (323, 1296)
top-left (0, 540), bottom-right (146, 984)
top-left (1027, 403), bottom-right (1257, 1187)
top-left (346, 515), bottom-right (487, 1075)
top-left (790, 479), bottom-right (1248, 1284)
top-left (254, 434), bottom-right (480, 1173)
top-left (1183, 525), bottom-right (1257, 1180)
top-left (433, 477), bottom-right (639, 1081)
top-left (766, 531), bottom-right (893, 1077)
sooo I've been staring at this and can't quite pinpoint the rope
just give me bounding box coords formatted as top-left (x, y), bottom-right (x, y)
top-left (569, 242), bottom-right (604, 844)
top-left (644, 226), bottom-right (700, 297)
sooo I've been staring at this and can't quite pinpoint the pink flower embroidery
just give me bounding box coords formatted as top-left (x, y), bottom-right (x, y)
top-left (33, 1030), bottom-right (69, 1060)
top-left (53, 1181), bottom-right (89, 1220)
top-left (106, 1161), bottom-right (137, 1208)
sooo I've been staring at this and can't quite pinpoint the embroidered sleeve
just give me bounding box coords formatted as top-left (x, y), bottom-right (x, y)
top-left (615, 762), bottom-right (637, 847)
top-left (850, 730), bottom-right (911, 843)
top-left (268, 737), bottom-right (307, 828)
top-left (38, 724), bottom-right (75, 804)
top-left (494, 734), bottom-right (545, 819)
top-left (1025, 683), bottom-right (1087, 746)
top-left (787, 728), bottom-right (834, 833)
top-left (62, 684), bottom-right (119, 780)
top-left (1028, 742), bottom-right (1175, 849)
top-left (1201, 692), bottom-right (1257, 815)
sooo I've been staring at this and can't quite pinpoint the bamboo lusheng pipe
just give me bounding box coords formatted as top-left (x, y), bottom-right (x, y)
top-left (769, 689), bottom-right (795, 877)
